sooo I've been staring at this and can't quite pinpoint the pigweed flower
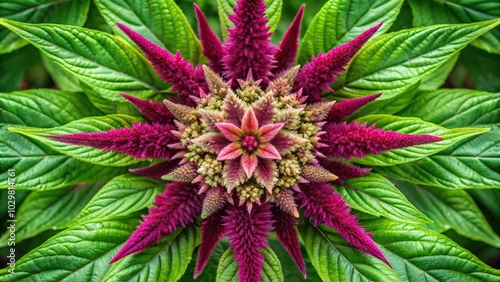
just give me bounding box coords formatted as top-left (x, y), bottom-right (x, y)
top-left (49, 0), bottom-right (443, 281)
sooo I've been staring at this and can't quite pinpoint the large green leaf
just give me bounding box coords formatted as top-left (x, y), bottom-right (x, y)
top-left (0, 46), bottom-right (40, 92)
top-left (216, 247), bottom-right (284, 282)
top-left (298, 220), bottom-right (400, 282)
top-left (0, 0), bottom-right (90, 54)
top-left (217, 0), bottom-right (283, 39)
top-left (9, 114), bottom-right (143, 167)
top-left (73, 174), bottom-right (163, 225)
top-left (375, 126), bottom-right (500, 189)
top-left (398, 181), bottom-right (500, 247)
top-left (0, 183), bottom-right (101, 247)
top-left (0, 131), bottom-right (126, 190)
top-left (408, 0), bottom-right (500, 54)
top-left (94, 0), bottom-right (202, 64)
top-left (0, 19), bottom-right (168, 101)
top-left (298, 0), bottom-right (403, 64)
top-left (332, 20), bottom-right (500, 100)
top-left (335, 173), bottom-right (430, 224)
top-left (0, 216), bottom-right (140, 281)
top-left (41, 54), bottom-right (82, 91)
top-left (0, 89), bottom-right (102, 127)
top-left (419, 52), bottom-right (459, 91)
top-left (351, 114), bottom-right (488, 166)
top-left (102, 225), bottom-right (199, 282)
top-left (363, 218), bottom-right (500, 281)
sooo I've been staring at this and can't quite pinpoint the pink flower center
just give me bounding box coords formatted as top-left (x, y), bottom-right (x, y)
top-left (241, 135), bottom-right (259, 152)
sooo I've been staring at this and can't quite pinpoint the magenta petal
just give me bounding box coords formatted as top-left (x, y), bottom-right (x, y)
top-left (294, 22), bottom-right (382, 102)
top-left (129, 159), bottom-right (179, 179)
top-left (296, 183), bottom-right (390, 266)
top-left (254, 158), bottom-right (277, 192)
top-left (216, 122), bottom-right (244, 141)
top-left (217, 143), bottom-right (243, 161)
top-left (223, 159), bottom-right (247, 190)
top-left (110, 182), bottom-right (203, 263)
top-left (241, 154), bottom-right (258, 178)
top-left (223, 203), bottom-right (274, 282)
top-left (272, 206), bottom-right (306, 277)
top-left (257, 143), bottom-right (281, 160)
top-left (321, 122), bottom-right (443, 159)
top-left (195, 211), bottom-right (225, 278)
top-left (256, 123), bottom-right (284, 142)
top-left (327, 94), bottom-right (381, 122)
top-left (241, 108), bottom-right (259, 134)
top-left (121, 94), bottom-right (174, 123)
top-left (319, 159), bottom-right (372, 182)
top-left (49, 123), bottom-right (177, 159)
top-left (194, 4), bottom-right (225, 74)
top-left (192, 133), bottom-right (231, 154)
top-left (274, 5), bottom-right (305, 74)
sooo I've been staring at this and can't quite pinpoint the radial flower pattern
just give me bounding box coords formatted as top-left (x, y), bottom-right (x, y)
top-left (49, 0), bottom-right (444, 281)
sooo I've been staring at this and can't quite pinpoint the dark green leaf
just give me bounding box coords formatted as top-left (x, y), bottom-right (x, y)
top-left (0, 46), bottom-right (40, 92)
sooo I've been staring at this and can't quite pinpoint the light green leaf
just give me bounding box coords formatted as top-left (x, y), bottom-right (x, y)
top-left (363, 218), bottom-right (500, 281)
top-left (94, 0), bottom-right (202, 64)
top-left (0, 183), bottom-right (102, 247)
top-left (9, 115), bottom-right (143, 167)
top-left (352, 114), bottom-right (488, 166)
top-left (0, 0), bottom-right (90, 54)
top-left (408, 0), bottom-right (500, 54)
top-left (333, 20), bottom-right (500, 100)
top-left (335, 173), bottom-right (431, 224)
top-left (41, 54), bottom-right (82, 91)
top-left (73, 174), bottom-right (163, 225)
top-left (398, 181), bottom-right (500, 247)
top-left (102, 225), bottom-right (199, 282)
top-left (0, 217), bottom-right (140, 281)
top-left (298, 0), bottom-right (403, 64)
top-left (375, 125), bottom-right (500, 189)
top-left (0, 131), bottom-right (126, 190)
top-left (298, 220), bottom-right (400, 282)
top-left (216, 247), bottom-right (284, 282)
top-left (0, 19), bottom-right (168, 101)
top-left (217, 0), bottom-right (283, 39)
top-left (0, 89), bottom-right (102, 127)
top-left (419, 52), bottom-right (459, 91)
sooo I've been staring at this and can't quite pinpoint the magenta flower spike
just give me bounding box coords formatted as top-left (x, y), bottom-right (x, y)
top-left (48, 2), bottom-right (446, 281)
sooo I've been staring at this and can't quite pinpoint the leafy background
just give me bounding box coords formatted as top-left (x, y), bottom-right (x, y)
top-left (1, 0), bottom-right (500, 281)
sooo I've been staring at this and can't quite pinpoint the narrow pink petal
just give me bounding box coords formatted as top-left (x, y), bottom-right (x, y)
top-left (121, 94), bottom-right (174, 123)
top-left (241, 154), bottom-right (258, 178)
top-left (256, 123), bottom-right (284, 142)
top-left (321, 122), bottom-right (443, 159)
top-left (327, 94), bottom-right (381, 122)
top-left (217, 143), bottom-right (243, 161)
top-left (294, 22), bottom-right (382, 102)
top-left (271, 206), bottom-right (306, 277)
top-left (110, 182), bottom-right (203, 263)
top-left (216, 122), bottom-right (244, 141)
top-left (241, 108), bottom-right (259, 134)
top-left (194, 4), bottom-right (225, 75)
top-left (257, 143), bottom-right (281, 160)
top-left (192, 133), bottom-right (231, 154)
top-left (49, 123), bottom-right (177, 159)
top-left (195, 211), bottom-right (225, 278)
top-left (296, 183), bottom-right (390, 266)
top-left (273, 5), bottom-right (305, 74)
top-left (129, 159), bottom-right (179, 179)
top-left (223, 203), bottom-right (274, 282)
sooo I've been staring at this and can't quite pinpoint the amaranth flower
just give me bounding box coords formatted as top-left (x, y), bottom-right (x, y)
top-left (49, 0), bottom-right (443, 281)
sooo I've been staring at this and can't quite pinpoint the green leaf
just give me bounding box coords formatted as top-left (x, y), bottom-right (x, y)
top-left (217, 0), bottom-right (283, 39)
top-left (94, 0), bottom-right (203, 64)
top-left (216, 247), bottom-right (284, 282)
top-left (0, 183), bottom-right (101, 247)
top-left (298, 220), bottom-right (400, 282)
top-left (298, 0), bottom-right (403, 64)
top-left (102, 225), bottom-right (199, 282)
top-left (397, 89), bottom-right (500, 127)
top-left (0, 131), bottom-right (126, 190)
top-left (332, 20), bottom-right (500, 100)
top-left (9, 114), bottom-right (143, 167)
top-left (363, 218), bottom-right (500, 281)
top-left (0, 89), bottom-right (102, 127)
top-left (459, 46), bottom-right (500, 92)
top-left (375, 125), bottom-right (500, 189)
top-left (0, 216), bottom-right (140, 280)
top-left (397, 181), bottom-right (500, 247)
top-left (0, 19), bottom-right (168, 101)
top-left (352, 114), bottom-right (488, 166)
top-left (419, 52), bottom-right (459, 91)
top-left (408, 0), bottom-right (500, 54)
top-left (41, 54), bottom-right (82, 91)
top-left (0, 0), bottom-right (90, 54)
top-left (335, 173), bottom-right (431, 224)
top-left (73, 174), bottom-right (163, 225)
top-left (0, 46), bottom-right (40, 92)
